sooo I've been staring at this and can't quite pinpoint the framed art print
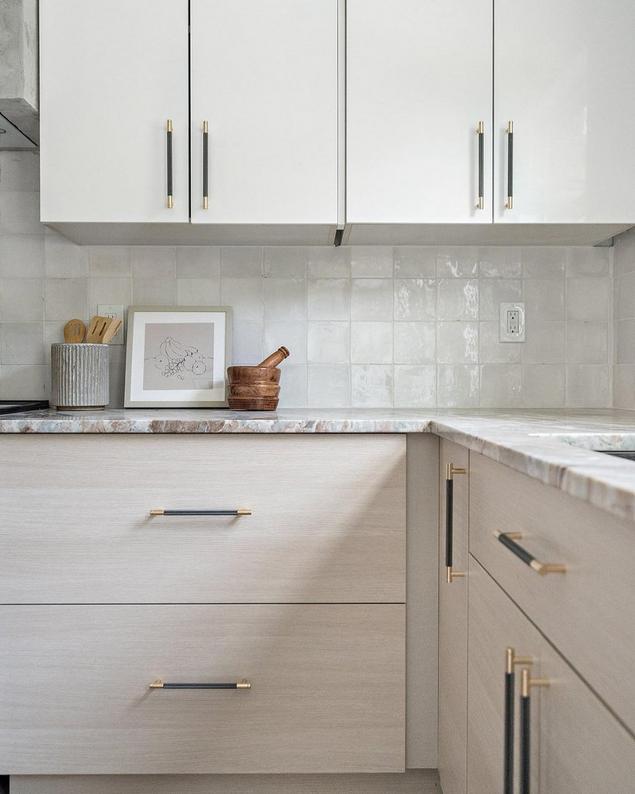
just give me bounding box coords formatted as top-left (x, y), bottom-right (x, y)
top-left (124, 306), bottom-right (231, 407)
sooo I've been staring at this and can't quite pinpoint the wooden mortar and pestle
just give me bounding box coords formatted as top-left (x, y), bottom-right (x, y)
top-left (227, 347), bottom-right (290, 410)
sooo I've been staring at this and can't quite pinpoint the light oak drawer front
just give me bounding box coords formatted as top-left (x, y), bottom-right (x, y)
top-left (468, 556), bottom-right (635, 794)
top-left (0, 435), bottom-right (405, 603)
top-left (470, 452), bottom-right (635, 733)
top-left (0, 604), bottom-right (405, 774)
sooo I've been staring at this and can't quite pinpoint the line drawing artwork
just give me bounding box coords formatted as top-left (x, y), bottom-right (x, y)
top-left (143, 322), bottom-right (215, 391)
top-left (152, 336), bottom-right (209, 379)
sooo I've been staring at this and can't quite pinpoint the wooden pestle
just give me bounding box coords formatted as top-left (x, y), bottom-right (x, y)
top-left (257, 346), bottom-right (290, 368)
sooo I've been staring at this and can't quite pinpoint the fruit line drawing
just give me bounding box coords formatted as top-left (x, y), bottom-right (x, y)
top-left (150, 337), bottom-right (212, 380)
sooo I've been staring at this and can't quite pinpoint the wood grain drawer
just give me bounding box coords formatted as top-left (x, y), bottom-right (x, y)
top-left (470, 452), bottom-right (635, 734)
top-left (0, 434), bottom-right (405, 603)
top-left (0, 604), bottom-right (405, 774)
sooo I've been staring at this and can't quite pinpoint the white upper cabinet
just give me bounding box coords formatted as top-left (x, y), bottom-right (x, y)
top-left (40, 0), bottom-right (189, 223)
top-left (494, 0), bottom-right (635, 224)
top-left (347, 0), bottom-right (493, 224)
top-left (190, 0), bottom-right (339, 226)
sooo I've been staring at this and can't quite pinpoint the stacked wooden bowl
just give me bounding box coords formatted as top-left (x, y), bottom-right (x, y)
top-left (227, 347), bottom-right (289, 410)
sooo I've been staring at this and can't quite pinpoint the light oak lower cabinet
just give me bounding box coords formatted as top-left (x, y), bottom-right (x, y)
top-left (0, 604), bottom-right (405, 775)
top-left (470, 451), bottom-right (635, 733)
top-left (0, 435), bottom-right (405, 603)
top-left (468, 556), bottom-right (635, 794)
top-left (438, 440), bottom-right (469, 794)
top-left (0, 434), bottom-right (416, 785)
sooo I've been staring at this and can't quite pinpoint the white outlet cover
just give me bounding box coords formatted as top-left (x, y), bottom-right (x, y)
top-left (499, 302), bottom-right (525, 343)
top-left (97, 304), bottom-right (125, 345)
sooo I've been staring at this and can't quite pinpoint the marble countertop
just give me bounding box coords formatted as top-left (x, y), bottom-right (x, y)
top-left (2, 407), bottom-right (635, 524)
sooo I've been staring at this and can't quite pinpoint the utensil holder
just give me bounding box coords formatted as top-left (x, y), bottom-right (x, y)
top-left (51, 343), bottom-right (109, 410)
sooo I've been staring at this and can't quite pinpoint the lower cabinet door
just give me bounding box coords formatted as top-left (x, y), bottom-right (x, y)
top-left (467, 556), bottom-right (635, 794)
top-left (438, 440), bottom-right (469, 794)
top-left (0, 605), bottom-right (405, 774)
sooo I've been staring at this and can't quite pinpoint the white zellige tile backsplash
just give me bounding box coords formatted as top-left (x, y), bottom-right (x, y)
top-left (0, 150), bottom-right (619, 410)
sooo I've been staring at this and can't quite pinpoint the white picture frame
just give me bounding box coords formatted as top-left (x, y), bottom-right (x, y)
top-left (124, 306), bottom-right (231, 407)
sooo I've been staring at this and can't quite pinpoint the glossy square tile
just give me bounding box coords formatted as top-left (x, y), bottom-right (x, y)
top-left (308, 278), bottom-right (350, 321)
top-left (394, 278), bottom-right (436, 321)
top-left (351, 322), bottom-right (393, 364)
top-left (351, 364), bottom-right (393, 407)
top-left (436, 364), bottom-right (479, 407)
top-left (351, 279), bottom-right (393, 321)
top-left (480, 364), bottom-right (522, 407)
top-left (437, 279), bottom-right (478, 321)
top-left (308, 364), bottom-right (350, 407)
top-left (350, 246), bottom-right (393, 278)
top-left (394, 365), bottom-right (436, 407)
top-left (307, 322), bottom-right (349, 363)
top-left (437, 322), bottom-right (478, 363)
top-left (394, 322), bottom-right (436, 364)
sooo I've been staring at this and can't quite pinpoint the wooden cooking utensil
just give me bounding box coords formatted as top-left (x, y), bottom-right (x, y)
top-left (85, 316), bottom-right (111, 343)
top-left (100, 318), bottom-right (122, 345)
top-left (63, 319), bottom-right (86, 344)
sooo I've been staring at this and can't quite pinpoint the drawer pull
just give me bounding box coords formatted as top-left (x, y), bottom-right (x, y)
top-left (520, 668), bottom-right (549, 794)
top-left (504, 648), bottom-right (533, 794)
top-left (149, 508), bottom-right (252, 517)
top-left (494, 531), bottom-right (566, 575)
top-left (445, 463), bottom-right (467, 583)
top-left (150, 679), bottom-right (251, 690)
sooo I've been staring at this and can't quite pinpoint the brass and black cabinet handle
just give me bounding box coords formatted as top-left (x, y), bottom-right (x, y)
top-left (476, 121), bottom-right (485, 209)
top-left (504, 648), bottom-right (533, 794)
top-left (445, 463), bottom-right (467, 583)
top-left (494, 531), bottom-right (566, 575)
top-left (166, 119), bottom-right (174, 209)
top-left (149, 508), bottom-right (252, 517)
top-left (520, 668), bottom-right (549, 794)
top-left (505, 121), bottom-right (514, 209)
top-left (202, 120), bottom-right (209, 210)
top-left (150, 679), bottom-right (251, 690)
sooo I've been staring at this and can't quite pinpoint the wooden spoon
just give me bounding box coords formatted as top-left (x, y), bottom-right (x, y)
top-left (100, 318), bottom-right (122, 345)
top-left (63, 319), bottom-right (86, 343)
top-left (85, 315), bottom-right (111, 343)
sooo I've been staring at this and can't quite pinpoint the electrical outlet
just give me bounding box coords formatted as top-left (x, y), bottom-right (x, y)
top-left (97, 304), bottom-right (125, 345)
top-left (499, 302), bottom-right (525, 342)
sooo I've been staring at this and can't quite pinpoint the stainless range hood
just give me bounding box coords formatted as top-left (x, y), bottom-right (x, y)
top-left (0, 0), bottom-right (38, 148)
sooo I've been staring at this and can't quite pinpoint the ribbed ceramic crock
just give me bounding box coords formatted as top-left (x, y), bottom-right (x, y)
top-left (51, 343), bottom-right (109, 410)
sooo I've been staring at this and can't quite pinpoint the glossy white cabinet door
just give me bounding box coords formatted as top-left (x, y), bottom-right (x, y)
top-left (40, 0), bottom-right (189, 223)
top-left (495, 0), bottom-right (635, 223)
top-left (347, 0), bottom-right (492, 224)
top-left (190, 0), bottom-right (339, 225)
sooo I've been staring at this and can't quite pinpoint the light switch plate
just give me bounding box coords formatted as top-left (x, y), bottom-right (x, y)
top-left (97, 304), bottom-right (125, 345)
top-left (499, 302), bottom-right (525, 342)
